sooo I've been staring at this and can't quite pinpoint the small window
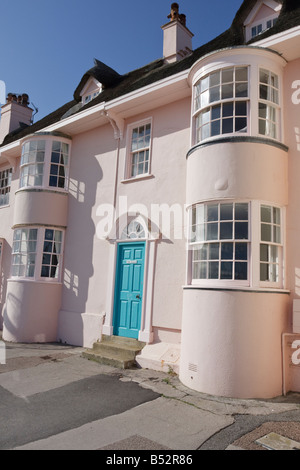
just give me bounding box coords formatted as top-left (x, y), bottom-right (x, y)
top-left (258, 69), bottom-right (280, 139)
top-left (0, 168), bottom-right (12, 206)
top-left (11, 228), bottom-right (38, 278)
top-left (260, 205), bottom-right (282, 284)
top-left (41, 229), bottom-right (63, 279)
top-left (127, 121), bottom-right (152, 179)
top-left (121, 219), bottom-right (146, 240)
top-left (20, 140), bottom-right (45, 188)
top-left (49, 141), bottom-right (69, 189)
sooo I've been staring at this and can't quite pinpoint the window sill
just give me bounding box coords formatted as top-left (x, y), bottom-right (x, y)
top-left (183, 284), bottom-right (290, 294)
top-left (121, 174), bottom-right (154, 184)
top-left (15, 187), bottom-right (69, 196)
top-left (8, 277), bottom-right (62, 285)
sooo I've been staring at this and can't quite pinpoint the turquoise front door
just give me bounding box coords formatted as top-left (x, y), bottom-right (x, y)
top-left (113, 242), bottom-right (145, 339)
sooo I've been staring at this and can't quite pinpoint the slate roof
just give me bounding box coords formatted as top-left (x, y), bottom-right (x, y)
top-left (1, 0), bottom-right (299, 148)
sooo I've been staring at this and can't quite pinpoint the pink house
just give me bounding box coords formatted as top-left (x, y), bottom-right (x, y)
top-left (0, 0), bottom-right (300, 399)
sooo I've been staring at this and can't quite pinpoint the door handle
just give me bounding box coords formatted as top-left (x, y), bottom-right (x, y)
top-left (136, 295), bottom-right (141, 299)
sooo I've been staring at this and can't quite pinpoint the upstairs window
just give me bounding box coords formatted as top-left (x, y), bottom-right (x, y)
top-left (20, 140), bottom-right (45, 188)
top-left (258, 68), bottom-right (280, 139)
top-left (194, 67), bottom-right (249, 143)
top-left (0, 168), bottom-right (12, 207)
top-left (49, 141), bottom-right (69, 189)
top-left (20, 138), bottom-right (71, 191)
top-left (126, 120), bottom-right (152, 179)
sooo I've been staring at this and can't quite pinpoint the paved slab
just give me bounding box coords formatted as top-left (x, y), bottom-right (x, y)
top-left (14, 397), bottom-right (234, 450)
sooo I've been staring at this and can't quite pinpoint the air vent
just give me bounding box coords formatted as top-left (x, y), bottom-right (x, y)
top-left (188, 363), bottom-right (198, 373)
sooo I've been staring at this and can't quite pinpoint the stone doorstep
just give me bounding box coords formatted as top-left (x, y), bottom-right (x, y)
top-left (256, 433), bottom-right (300, 451)
top-left (82, 335), bottom-right (146, 370)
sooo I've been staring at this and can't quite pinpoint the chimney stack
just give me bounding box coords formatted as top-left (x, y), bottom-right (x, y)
top-left (0, 93), bottom-right (33, 145)
top-left (162, 3), bottom-right (193, 64)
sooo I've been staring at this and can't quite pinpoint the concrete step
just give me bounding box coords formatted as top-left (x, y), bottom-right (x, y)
top-left (82, 335), bottom-right (146, 369)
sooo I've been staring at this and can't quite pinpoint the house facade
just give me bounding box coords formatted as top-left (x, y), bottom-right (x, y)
top-left (0, 0), bottom-right (300, 399)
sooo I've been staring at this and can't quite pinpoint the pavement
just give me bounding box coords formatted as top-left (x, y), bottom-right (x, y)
top-left (0, 334), bottom-right (300, 451)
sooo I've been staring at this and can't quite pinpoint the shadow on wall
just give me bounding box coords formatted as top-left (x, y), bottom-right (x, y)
top-left (0, 240), bottom-right (12, 331)
top-left (60, 136), bottom-right (104, 345)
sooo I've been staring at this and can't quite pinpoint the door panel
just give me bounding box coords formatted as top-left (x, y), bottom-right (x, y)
top-left (113, 243), bottom-right (145, 339)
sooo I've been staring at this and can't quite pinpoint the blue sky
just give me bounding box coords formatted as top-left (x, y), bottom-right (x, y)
top-left (0, 0), bottom-right (243, 120)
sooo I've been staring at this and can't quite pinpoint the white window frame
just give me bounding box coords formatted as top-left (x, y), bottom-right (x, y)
top-left (259, 204), bottom-right (284, 288)
top-left (125, 118), bottom-right (153, 181)
top-left (0, 166), bottom-right (12, 207)
top-left (250, 15), bottom-right (278, 40)
top-left (193, 66), bottom-right (250, 145)
top-left (189, 201), bottom-right (250, 287)
top-left (19, 137), bottom-right (71, 192)
top-left (258, 68), bottom-right (281, 141)
top-left (11, 226), bottom-right (65, 282)
top-left (188, 200), bottom-right (285, 290)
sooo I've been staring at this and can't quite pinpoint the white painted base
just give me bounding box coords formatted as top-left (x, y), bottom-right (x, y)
top-left (136, 342), bottom-right (181, 374)
top-left (57, 311), bottom-right (104, 348)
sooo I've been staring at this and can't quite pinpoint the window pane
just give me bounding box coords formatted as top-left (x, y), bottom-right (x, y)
top-left (221, 262), bottom-right (232, 279)
top-left (260, 244), bottom-right (269, 262)
top-left (194, 245), bottom-right (207, 261)
top-left (235, 101), bottom-right (247, 116)
top-left (206, 205), bottom-right (218, 222)
top-left (207, 223), bottom-right (218, 240)
top-left (220, 222), bottom-right (233, 239)
top-left (222, 84), bottom-right (233, 100)
top-left (235, 117), bottom-right (247, 132)
top-left (260, 263), bottom-right (269, 281)
top-left (223, 118), bottom-right (233, 134)
top-left (211, 120), bottom-right (220, 136)
top-left (210, 71), bottom-right (220, 87)
top-left (221, 243), bottom-right (233, 260)
top-left (209, 243), bottom-right (219, 260)
top-left (208, 262), bottom-right (219, 279)
top-left (236, 67), bottom-right (248, 82)
top-left (261, 206), bottom-right (272, 223)
top-left (211, 105), bottom-right (221, 120)
top-left (222, 68), bottom-right (233, 83)
top-left (235, 243), bottom-right (248, 260)
top-left (210, 86), bottom-right (220, 103)
top-left (261, 223), bottom-right (272, 241)
top-left (235, 83), bottom-right (248, 97)
top-left (223, 102), bottom-right (233, 117)
top-left (235, 262), bottom-right (247, 280)
top-left (220, 204), bottom-right (233, 220)
top-left (235, 222), bottom-right (248, 239)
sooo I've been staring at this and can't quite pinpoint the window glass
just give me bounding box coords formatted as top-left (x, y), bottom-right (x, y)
top-left (12, 228), bottom-right (38, 277)
top-left (41, 229), bottom-right (63, 279)
top-left (130, 123), bottom-right (151, 178)
top-left (20, 140), bottom-right (45, 188)
top-left (258, 69), bottom-right (279, 139)
top-left (0, 168), bottom-right (12, 206)
top-left (191, 202), bottom-right (249, 281)
top-left (260, 205), bottom-right (282, 283)
top-left (49, 141), bottom-right (69, 189)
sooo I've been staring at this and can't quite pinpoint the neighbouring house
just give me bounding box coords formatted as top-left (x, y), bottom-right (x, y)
top-left (0, 0), bottom-right (300, 399)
